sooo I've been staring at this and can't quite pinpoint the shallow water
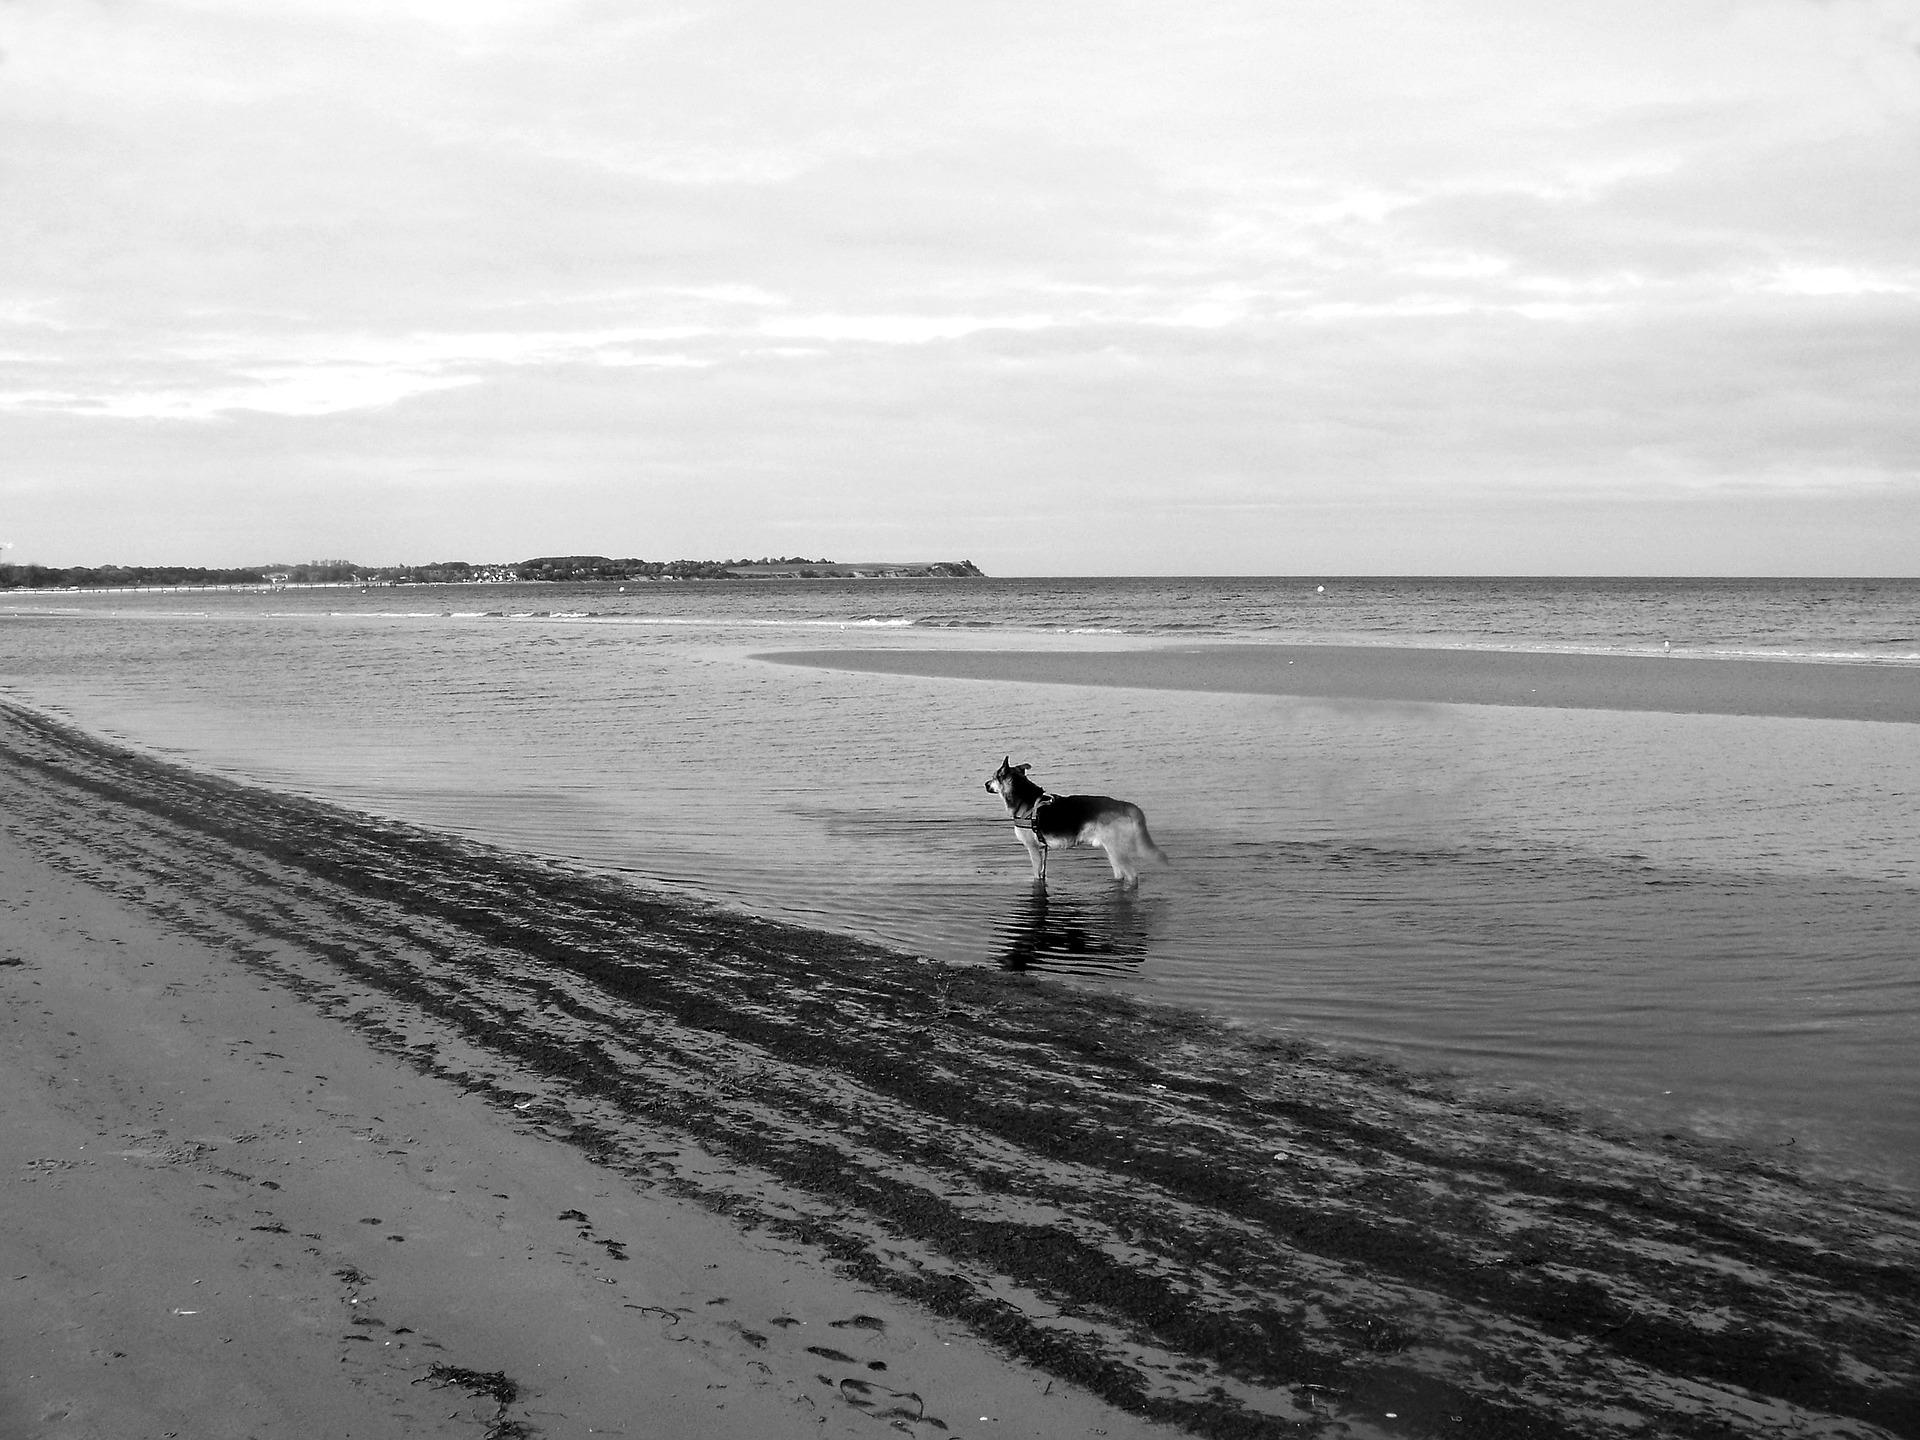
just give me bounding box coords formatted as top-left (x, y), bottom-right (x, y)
top-left (2, 577), bottom-right (1916, 1190)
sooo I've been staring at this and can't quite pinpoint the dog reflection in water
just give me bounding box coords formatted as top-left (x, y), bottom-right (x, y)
top-left (994, 884), bottom-right (1153, 974)
top-left (984, 757), bottom-right (1169, 889)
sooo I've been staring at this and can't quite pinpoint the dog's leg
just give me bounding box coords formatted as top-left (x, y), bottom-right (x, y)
top-left (1098, 834), bottom-right (1141, 889)
top-left (1016, 825), bottom-right (1047, 884)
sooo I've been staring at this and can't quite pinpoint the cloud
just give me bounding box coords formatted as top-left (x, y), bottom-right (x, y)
top-left (2, 0), bottom-right (1918, 570)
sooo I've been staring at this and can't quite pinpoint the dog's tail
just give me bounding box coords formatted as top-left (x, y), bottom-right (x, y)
top-left (1134, 810), bottom-right (1172, 868)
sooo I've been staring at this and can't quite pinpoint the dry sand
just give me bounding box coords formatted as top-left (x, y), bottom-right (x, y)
top-left (758, 644), bottom-right (1920, 723)
top-left (4, 696), bottom-right (1919, 1440)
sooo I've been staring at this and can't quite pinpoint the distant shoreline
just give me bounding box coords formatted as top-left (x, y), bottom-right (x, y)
top-left (0, 563), bottom-right (988, 597)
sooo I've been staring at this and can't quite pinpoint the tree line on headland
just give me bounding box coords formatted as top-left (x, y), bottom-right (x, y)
top-left (0, 555), bottom-right (985, 590)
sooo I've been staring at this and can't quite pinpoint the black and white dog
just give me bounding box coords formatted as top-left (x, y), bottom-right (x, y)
top-left (985, 757), bottom-right (1168, 888)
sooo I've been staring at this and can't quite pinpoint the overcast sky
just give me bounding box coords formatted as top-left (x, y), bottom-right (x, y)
top-left (3, 0), bottom-right (1917, 574)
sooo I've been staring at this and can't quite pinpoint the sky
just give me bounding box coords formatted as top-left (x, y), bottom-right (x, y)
top-left (3, 0), bottom-right (1918, 575)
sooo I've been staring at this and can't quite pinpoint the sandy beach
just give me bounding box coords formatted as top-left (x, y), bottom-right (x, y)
top-left (1, 704), bottom-right (1164, 1440)
top-left (758, 643), bottom-right (1920, 724)
top-left (5, 695), bottom-right (1920, 1440)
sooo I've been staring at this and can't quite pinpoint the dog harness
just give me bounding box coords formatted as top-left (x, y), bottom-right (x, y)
top-left (1011, 793), bottom-right (1053, 840)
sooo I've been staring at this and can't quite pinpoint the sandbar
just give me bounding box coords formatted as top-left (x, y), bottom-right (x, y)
top-left (4, 699), bottom-right (1919, 1439)
top-left (760, 643), bottom-right (1920, 723)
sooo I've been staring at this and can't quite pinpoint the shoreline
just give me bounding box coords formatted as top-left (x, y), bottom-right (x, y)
top-left (759, 643), bottom-right (1920, 723)
top-left (5, 698), bottom-right (1919, 1438)
top-left (1, 700), bottom-right (1167, 1440)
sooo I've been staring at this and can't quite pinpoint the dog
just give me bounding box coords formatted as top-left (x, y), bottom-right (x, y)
top-left (985, 757), bottom-right (1168, 888)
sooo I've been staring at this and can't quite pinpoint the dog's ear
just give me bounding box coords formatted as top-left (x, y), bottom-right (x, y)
top-left (1012, 762), bottom-right (1031, 775)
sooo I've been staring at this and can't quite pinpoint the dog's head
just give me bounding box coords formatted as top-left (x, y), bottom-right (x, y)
top-left (985, 756), bottom-right (1031, 800)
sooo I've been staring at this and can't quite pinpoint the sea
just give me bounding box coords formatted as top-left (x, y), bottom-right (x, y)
top-left (3, 575), bottom-right (1917, 1191)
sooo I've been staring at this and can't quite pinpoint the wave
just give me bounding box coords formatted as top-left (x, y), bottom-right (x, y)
top-left (28, 577), bottom-right (1920, 665)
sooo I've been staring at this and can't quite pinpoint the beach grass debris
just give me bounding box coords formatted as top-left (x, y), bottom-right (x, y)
top-left (415, 1363), bottom-right (519, 1406)
top-left (414, 1363), bottom-right (534, 1439)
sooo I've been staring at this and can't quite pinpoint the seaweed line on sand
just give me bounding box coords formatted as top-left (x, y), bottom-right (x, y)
top-left (413, 1364), bottom-right (533, 1440)
top-left (3, 697), bottom-right (1918, 1440)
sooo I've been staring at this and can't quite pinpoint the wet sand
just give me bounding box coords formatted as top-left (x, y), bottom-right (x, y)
top-left (4, 698), bottom-right (1919, 1439)
top-left (759, 644), bottom-right (1920, 723)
